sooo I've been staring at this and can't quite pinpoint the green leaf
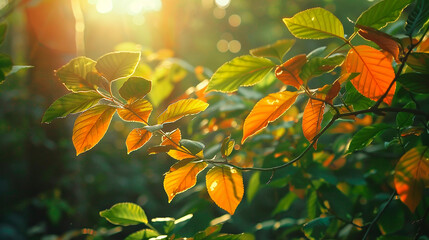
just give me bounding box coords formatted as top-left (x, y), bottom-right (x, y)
top-left (125, 229), bottom-right (159, 240)
top-left (56, 57), bottom-right (96, 92)
top-left (272, 192), bottom-right (297, 215)
top-left (377, 200), bottom-right (405, 235)
top-left (246, 172), bottom-right (260, 203)
top-left (143, 124), bottom-right (164, 132)
top-left (95, 51), bottom-right (141, 82)
top-left (405, 0), bottom-right (429, 36)
top-left (318, 184), bottom-right (353, 220)
top-left (0, 22), bottom-right (7, 45)
top-left (283, 8), bottom-right (344, 40)
top-left (397, 72), bottom-right (429, 94)
top-left (42, 92), bottom-right (103, 123)
top-left (406, 52), bottom-right (429, 73)
top-left (99, 202), bottom-right (148, 226)
top-left (0, 53), bottom-right (12, 83)
top-left (300, 54), bottom-right (345, 81)
top-left (249, 39), bottom-right (295, 61)
top-left (221, 136), bottom-right (235, 157)
top-left (356, 0), bottom-right (413, 29)
top-left (119, 77), bottom-right (151, 101)
top-left (206, 55), bottom-right (276, 93)
top-left (179, 139), bottom-right (205, 155)
top-left (7, 65), bottom-right (32, 76)
top-left (302, 217), bottom-right (334, 240)
top-left (347, 123), bottom-right (390, 153)
top-left (396, 102), bottom-right (416, 128)
top-left (344, 81), bottom-right (374, 111)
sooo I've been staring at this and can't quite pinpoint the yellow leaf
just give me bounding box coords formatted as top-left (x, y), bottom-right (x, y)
top-left (206, 166), bottom-right (244, 215)
top-left (117, 99), bottom-right (152, 123)
top-left (158, 98), bottom-right (209, 124)
top-left (302, 96), bottom-right (325, 149)
top-left (160, 128), bottom-right (197, 160)
top-left (95, 51), bottom-right (141, 82)
top-left (126, 128), bottom-right (152, 154)
top-left (274, 54), bottom-right (307, 89)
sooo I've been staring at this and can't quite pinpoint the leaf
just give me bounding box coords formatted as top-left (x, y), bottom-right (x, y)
top-left (405, 0), bottom-right (429, 36)
top-left (149, 61), bottom-right (185, 107)
top-left (42, 92), bottom-right (103, 123)
top-left (221, 136), bottom-right (235, 157)
top-left (249, 39), bottom-right (295, 61)
top-left (164, 161), bottom-right (207, 202)
top-left (283, 7), bottom-right (344, 40)
top-left (95, 51), bottom-right (141, 82)
top-left (157, 98), bottom-right (208, 124)
top-left (406, 52), bottom-right (429, 73)
top-left (317, 184), bottom-right (353, 220)
top-left (396, 102), bottom-right (416, 128)
top-left (147, 145), bottom-right (176, 155)
top-left (394, 146), bottom-right (429, 212)
top-left (343, 45), bottom-right (395, 105)
top-left (206, 55), bottom-right (276, 93)
top-left (56, 57), bottom-right (96, 92)
top-left (7, 65), bottom-right (33, 77)
top-left (125, 229), bottom-right (159, 240)
top-left (206, 166), bottom-right (244, 215)
top-left (194, 224), bottom-right (223, 240)
top-left (143, 124), bottom-right (164, 133)
top-left (344, 81), bottom-right (374, 111)
top-left (274, 54), bottom-right (307, 89)
top-left (242, 91), bottom-right (299, 144)
top-left (119, 77), bottom-right (151, 102)
top-left (126, 128), bottom-right (152, 154)
top-left (179, 139), bottom-right (205, 155)
top-left (356, 0), bottom-right (413, 30)
top-left (272, 192), bottom-right (297, 215)
top-left (161, 129), bottom-right (182, 147)
top-left (99, 202), bottom-right (148, 226)
top-left (300, 54), bottom-right (345, 81)
top-left (161, 129), bottom-right (197, 160)
top-left (347, 123), bottom-right (390, 153)
top-left (302, 217), bottom-right (333, 240)
top-left (325, 81), bottom-right (341, 103)
top-left (397, 72), bottom-right (429, 94)
top-left (72, 105), bottom-right (116, 155)
top-left (117, 99), bottom-right (152, 123)
top-left (0, 54), bottom-right (13, 83)
top-left (302, 96), bottom-right (325, 149)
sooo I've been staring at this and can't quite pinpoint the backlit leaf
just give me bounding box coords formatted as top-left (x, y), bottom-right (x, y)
top-left (406, 52), bottom-right (429, 73)
top-left (95, 51), bottom-right (141, 82)
top-left (206, 55), bottom-right (276, 93)
top-left (161, 129), bottom-right (198, 160)
top-left (158, 98), bottom-right (208, 124)
top-left (179, 139), bottom-right (205, 155)
top-left (344, 45), bottom-right (395, 105)
top-left (117, 99), bottom-right (152, 123)
top-left (394, 146), bottom-right (429, 212)
top-left (72, 105), bottom-right (116, 155)
top-left (126, 128), bottom-right (152, 154)
top-left (356, 0), bottom-right (412, 30)
top-left (221, 136), bottom-right (235, 157)
top-left (42, 92), bottom-right (102, 123)
top-left (242, 91), bottom-right (299, 144)
top-left (164, 161), bottom-right (207, 202)
top-left (283, 8), bottom-right (344, 40)
top-left (300, 54), bottom-right (345, 81)
top-left (397, 72), bottom-right (429, 94)
top-left (206, 166), bottom-right (244, 215)
top-left (302, 96), bottom-right (325, 149)
top-left (274, 54), bottom-right (307, 89)
top-left (162, 128), bottom-right (182, 147)
top-left (119, 77), bottom-right (151, 102)
top-left (249, 39), bottom-right (295, 61)
top-left (347, 123), bottom-right (390, 153)
top-left (147, 145), bottom-right (176, 155)
top-left (99, 202), bottom-right (148, 226)
top-left (405, 0), bottom-right (429, 36)
top-left (125, 229), bottom-right (159, 240)
top-left (56, 57), bottom-right (95, 92)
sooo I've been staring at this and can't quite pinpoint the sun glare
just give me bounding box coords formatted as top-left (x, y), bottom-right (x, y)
top-left (89, 0), bottom-right (162, 15)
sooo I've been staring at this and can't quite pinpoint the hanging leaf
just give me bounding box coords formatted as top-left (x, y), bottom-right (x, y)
top-left (221, 136), bottom-right (235, 157)
top-left (274, 54), bottom-right (307, 89)
top-left (126, 128), bottom-right (153, 154)
top-left (206, 55), bottom-right (276, 93)
top-left (206, 166), bottom-right (244, 215)
top-left (117, 99), bottom-right (152, 123)
top-left (405, 0), bottom-right (429, 36)
top-left (347, 123), bottom-right (390, 153)
top-left (99, 202), bottom-right (148, 226)
top-left (406, 52), bottom-right (429, 73)
top-left (42, 92), bottom-right (103, 123)
top-left (394, 146), bottom-right (429, 212)
top-left (302, 96), bottom-right (325, 149)
top-left (283, 8), bottom-right (344, 40)
top-left (72, 105), bottom-right (116, 155)
top-left (325, 81), bottom-right (341, 104)
top-left (344, 45), bottom-right (395, 105)
top-left (158, 98), bottom-right (208, 124)
top-left (119, 77), bottom-right (152, 102)
top-left (397, 72), bottom-right (429, 94)
top-left (300, 54), bottom-right (345, 81)
top-left (242, 91), bottom-right (299, 143)
top-left (95, 51), bottom-right (141, 82)
top-left (125, 229), bottom-right (159, 240)
top-left (56, 57), bottom-right (96, 92)
top-left (249, 39), bottom-right (296, 61)
top-left (164, 161), bottom-right (208, 202)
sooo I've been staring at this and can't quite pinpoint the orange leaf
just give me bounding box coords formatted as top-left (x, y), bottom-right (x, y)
top-left (302, 96), bottom-right (325, 149)
top-left (275, 54), bottom-right (307, 89)
top-left (73, 105), bottom-right (116, 155)
top-left (394, 146), bottom-right (429, 213)
top-left (158, 98), bottom-right (209, 124)
top-left (325, 81), bottom-right (341, 104)
top-left (344, 45), bottom-right (395, 105)
top-left (126, 128), bottom-right (152, 154)
top-left (242, 91), bottom-right (299, 144)
top-left (357, 25), bottom-right (401, 63)
top-left (147, 145), bottom-right (176, 155)
top-left (160, 128), bottom-right (198, 160)
top-left (206, 166), bottom-right (244, 215)
top-left (161, 129), bottom-right (182, 147)
top-left (164, 161), bottom-right (207, 202)
top-left (117, 99), bottom-right (152, 123)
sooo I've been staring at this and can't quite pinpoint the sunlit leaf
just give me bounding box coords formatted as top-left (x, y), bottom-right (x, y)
top-left (249, 39), bottom-right (295, 61)
top-left (6, 65), bottom-right (32, 77)
top-left (147, 145), bottom-right (176, 155)
top-left (302, 217), bottom-right (333, 240)
top-left (86, 71), bottom-right (109, 90)
top-left (283, 8), bottom-right (344, 40)
top-left (347, 123), bottom-right (390, 153)
top-left (221, 136), bottom-right (235, 157)
top-left (72, 105), bottom-right (116, 155)
top-left (206, 166), bottom-right (244, 215)
top-left (302, 96), bottom-right (325, 149)
top-left (126, 128), bottom-right (152, 154)
top-left (325, 81), bottom-right (341, 103)
top-left (125, 229), bottom-right (159, 240)
top-left (164, 161), bottom-right (207, 202)
top-left (300, 54), bottom-right (345, 82)
top-left (143, 124), bottom-right (163, 133)
top-left (179, 139), bottom-right (205, 155)
top-left (117, 99), bottom-right (152, 123)
top-left (344, 45), bottom-right (395, 105)
top-left (42, 92), bottom-right (103, 123)
top-left (206, 55), bottom-right (276, 93)
top-left (406, 52), bottom-right (429, 73)
top-left (394, 146), bottom-right (429, 212)
top-left (158, 98), bottom-right (208, 124)
top-left (56, 57), bottom-right (96, 92)
top-left (160, 129), bottom-right (198, 160)
top-left (274, 54), bottom-right (306, 89)
top-left (356, 0), bottom-right (412, 30)
top-left (242, 91), bottom-right (299, 143)
top-left (99, 202), bottom-right (148, 226)
top-left (405, 0), bottom-right (429, 36)
top-left (161, 129), bottom-right (182, 147)
top-left (95, 51), bottom-right (141, 82)
top-left (397, 72), bottom-right (429, 94)
top-left (119, 77), bottom-right (151, 102)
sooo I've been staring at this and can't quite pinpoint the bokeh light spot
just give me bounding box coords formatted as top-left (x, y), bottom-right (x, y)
top-left (215, 0), bottom-right (230, 8)
top-left (228, 40), bottom-right (241, 53)
top-left (96, 0), bottom-right (113, 14)
top-left (217, 39), bottom-right (229, 52)
top-left (228, 14), bottom-right (241, 27)
top-left (213, 7), bottom-right (226, 19)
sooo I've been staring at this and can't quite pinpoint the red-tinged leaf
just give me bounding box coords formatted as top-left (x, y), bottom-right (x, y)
top-left (206, 166), bottom-right (244, 215)
top-left (161, 129), bottom-right (182, 147)
top-left (158, 98), bottom-right (209, 124)
top-left (344, 45), bottom-right (395, 105)
top-left (117, 99), bottom-right (152, 123)
top-left (242, 91), bottom-right (299, 144)
top-left (126, 128), bottom-right (152, 154)
top-left (147, 145), bottom-right (176, 155)
top-left (357, 24), bottom-right (401, 63)
top-left (164, 161), bottom-right (208, 202)
top-left (275, 54), bottom-right (307, 89)
top-left (72, 105), bottom-right (116, 155)
top-left (325, 81), bottom-right (341, 104)
top-left (302, 96), bottom-right (325, 149)
top-left (160, 128), bottom-right (198, 160)
top-left (395, 147), bottom-right (429, 212)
